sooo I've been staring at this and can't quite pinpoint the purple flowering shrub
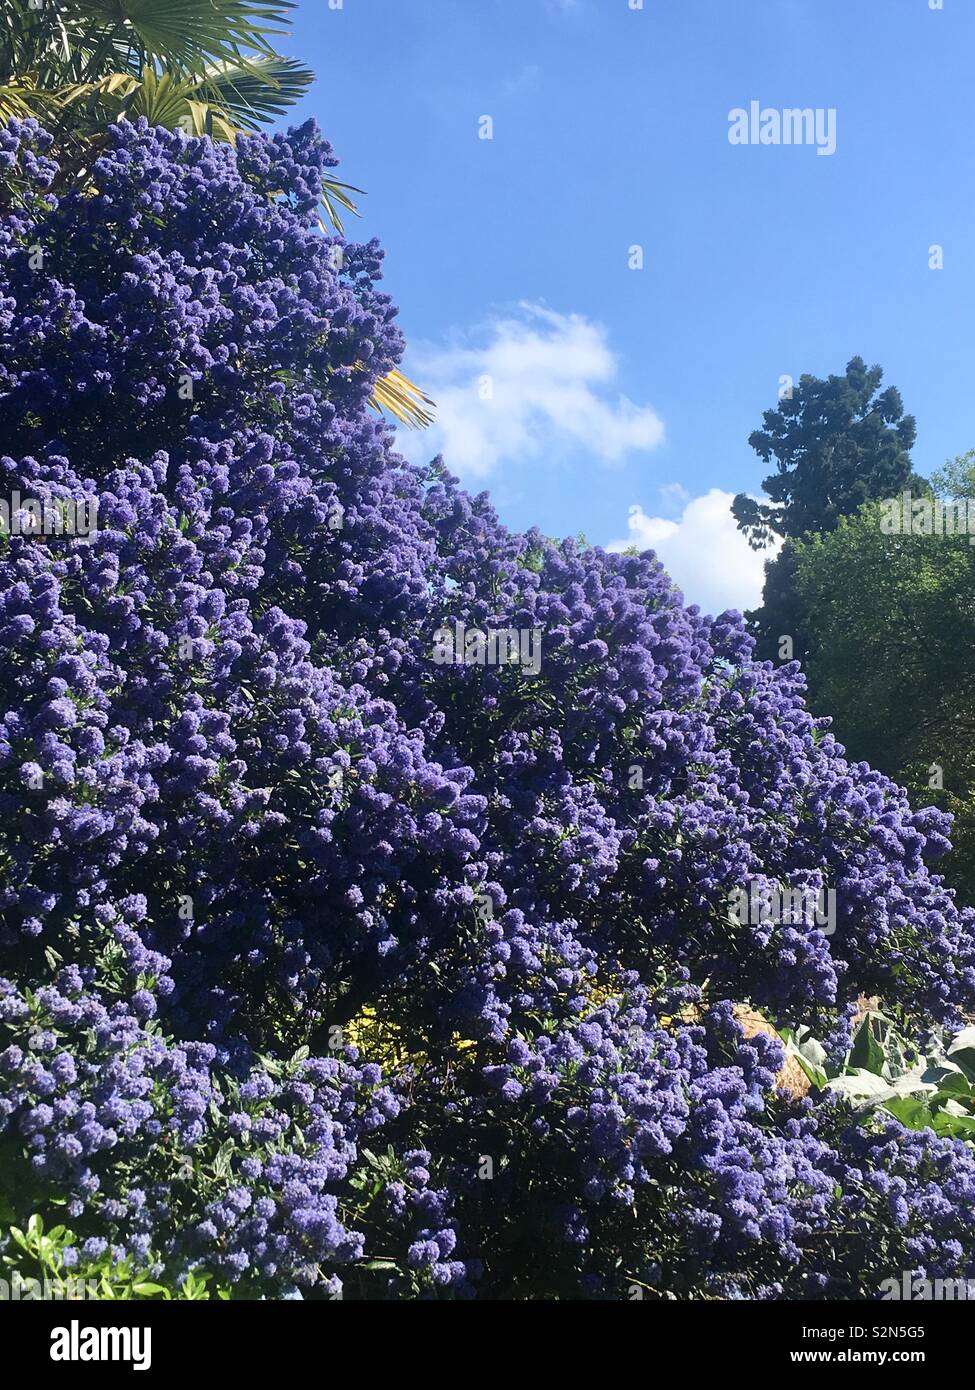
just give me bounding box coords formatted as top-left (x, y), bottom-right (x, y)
top-left (1, 116), bottom-right (974, 1297)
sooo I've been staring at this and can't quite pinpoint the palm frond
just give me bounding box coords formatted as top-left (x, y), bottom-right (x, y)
top-left (64, 0), bottom-right (300, 74)
top-left (58, 69), bottom-right (240, 141)
top-left (318, 175), bottom-right (363, 235)
top-left (195, 55), bottom-right (313, 130)
top-left (0, 80), bottom-right (53, 122)
top-left (369, 369), bottom-right (436, 430)
top-left (127, 68), bottom-right (241, 140)
top-left (59, 71), bottom-right (139, 108)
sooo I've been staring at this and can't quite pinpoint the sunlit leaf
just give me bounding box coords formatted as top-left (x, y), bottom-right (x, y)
top-left (369, 368), bottom-right (435, 430)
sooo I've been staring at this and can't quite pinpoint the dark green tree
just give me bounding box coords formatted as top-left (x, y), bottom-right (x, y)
top-left (735, 357), bottom-right (922, 663)
top-left (733, 356), bottom-right (918, 548)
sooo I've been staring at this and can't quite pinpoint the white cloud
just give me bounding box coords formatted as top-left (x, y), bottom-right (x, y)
top-left (398, 304), bottom-right (665, 479)
top-left (607, 489), bottom-right (778, 616)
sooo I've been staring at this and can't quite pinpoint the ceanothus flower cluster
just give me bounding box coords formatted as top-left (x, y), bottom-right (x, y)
top-left (0, 116), bottom-right (973, 1298)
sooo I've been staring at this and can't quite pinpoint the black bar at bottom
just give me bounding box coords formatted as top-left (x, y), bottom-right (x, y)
top-left (1, 1296), bottom-right (960, 1375)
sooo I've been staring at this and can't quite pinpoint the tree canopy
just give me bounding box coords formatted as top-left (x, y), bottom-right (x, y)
top-left (790, 452), bottom-right (975, 901)
top-left (733, 356), bottom-right (919, 549)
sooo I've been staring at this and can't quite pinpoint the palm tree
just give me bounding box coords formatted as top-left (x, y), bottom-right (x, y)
top-left (0, 0), bottom-right (433, 427)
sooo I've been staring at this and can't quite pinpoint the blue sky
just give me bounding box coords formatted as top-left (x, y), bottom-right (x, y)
top-left (285, 0), bottom-right (975, 615)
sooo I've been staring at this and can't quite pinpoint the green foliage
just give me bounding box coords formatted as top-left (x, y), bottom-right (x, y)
top-left (733, 356), bottom-right (918, 548)
top-left (744, 540), bottom-right (811, 665)
top-left (0, 0), bottom-right (313, 138)
top-left (788, 486), bottom-right (975, 900)
top-left (780, 1011), bottom-right (975, 1148)
top-left (1, 1211), bottom-right (228, 1299)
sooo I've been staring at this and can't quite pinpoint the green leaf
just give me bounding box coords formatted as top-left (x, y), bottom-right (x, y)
top-left (195, 55), bottom-right (313, 129)
top-left (947, 1027), bottom-right (975, 1079)
top-left (937, 1099), bottom-right (971, 1118)
top-left (849, 1016), bottom-right (886, 1076)
top-left (882, 1096), bottom-right (933, 1130)
top-left (933, 1071), bottom-right (972, 1099)
top-left (932, 1111), bottom-right (975, 1139)
top-left (827, 1070), bottom-right (898, 1107)
top-left (781, 1027), bottom-right (829, 1089)
top-left (213, 1140), bottom-right (234, 1179)
top-left (74, 0), bottom-right (298, 74)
